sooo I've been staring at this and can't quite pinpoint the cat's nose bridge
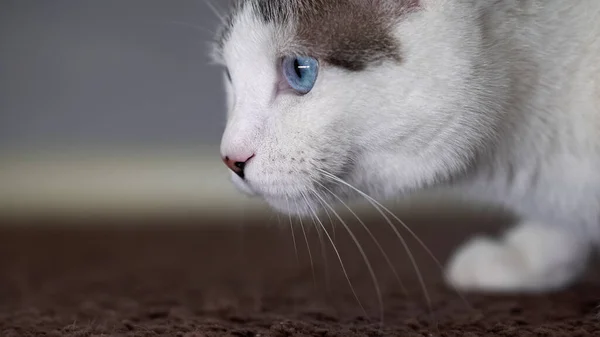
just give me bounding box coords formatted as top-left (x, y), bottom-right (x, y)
top-left (220, 110), bottom-right (265, 178)
top-left (220, 123), bottom-right (257, 180)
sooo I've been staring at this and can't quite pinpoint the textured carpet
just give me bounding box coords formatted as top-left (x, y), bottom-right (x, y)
top-left (1, 209), bottom-right (599, 336)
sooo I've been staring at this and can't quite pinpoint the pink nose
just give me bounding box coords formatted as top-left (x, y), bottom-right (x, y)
top-left (222, 154), bottom-right (254, 179)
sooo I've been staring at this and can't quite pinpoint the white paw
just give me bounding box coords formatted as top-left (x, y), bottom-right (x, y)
top-left (444, 223), bottom-right (590, 293)
top-left (445, 236), bottom-right (532, 292)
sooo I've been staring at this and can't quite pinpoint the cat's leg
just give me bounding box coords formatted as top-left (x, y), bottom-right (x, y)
top-left (444, 221), bottom-right (591, 292)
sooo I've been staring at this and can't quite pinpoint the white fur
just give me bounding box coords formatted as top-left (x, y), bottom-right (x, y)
top-left (445, 221), bottom-right (590, 292)
top-left (217, 0), bottom-right (600, 293)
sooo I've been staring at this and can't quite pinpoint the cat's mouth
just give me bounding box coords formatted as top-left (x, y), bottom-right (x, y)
top-left (229, 172), bottom-right (331, 216)
top-left (229, 172), bottom-right (257, 197)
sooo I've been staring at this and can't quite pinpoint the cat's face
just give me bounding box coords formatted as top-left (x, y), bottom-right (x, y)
top-left (214, 0), bottom-right (508, 215)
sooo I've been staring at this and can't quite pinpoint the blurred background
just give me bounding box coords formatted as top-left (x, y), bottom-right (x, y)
top-left (0, 0), bottom-right (268, 218)
top-left (0, 0), bottom-right (471, 220)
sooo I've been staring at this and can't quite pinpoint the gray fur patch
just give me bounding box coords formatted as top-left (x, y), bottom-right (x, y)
top-left (215, 0), bottom-right (419, 71)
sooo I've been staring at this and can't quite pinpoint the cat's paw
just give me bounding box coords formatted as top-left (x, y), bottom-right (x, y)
top-left (444, 236), bottom-right (531, 292)
top-left (444, 222), bottom-right (589, 293)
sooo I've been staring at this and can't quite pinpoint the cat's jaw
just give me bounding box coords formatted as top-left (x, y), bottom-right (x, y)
top-left (228, 158), bottom-right (355, 217)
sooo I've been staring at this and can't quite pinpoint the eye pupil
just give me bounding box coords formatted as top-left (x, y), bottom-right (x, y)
top-left (294, 59), bottom-right (302, 78)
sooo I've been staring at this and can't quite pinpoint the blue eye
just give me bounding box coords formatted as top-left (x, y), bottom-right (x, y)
top-left (282, 56), bottom-right (319, 94)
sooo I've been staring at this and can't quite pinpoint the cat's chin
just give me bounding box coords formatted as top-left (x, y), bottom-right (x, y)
top-left (229, 172), bottom-right (324, 216)
top-left (262, 195), bottom-right (321, 217)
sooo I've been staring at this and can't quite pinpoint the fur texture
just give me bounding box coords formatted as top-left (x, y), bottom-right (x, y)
top-left (213, 0), bottom-right (600, 293)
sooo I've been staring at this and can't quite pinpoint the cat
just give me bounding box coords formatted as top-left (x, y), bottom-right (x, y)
top-left (211, 0), bottom-right (600, 293)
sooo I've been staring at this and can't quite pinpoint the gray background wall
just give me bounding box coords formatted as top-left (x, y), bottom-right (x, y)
top-left (1, 0), bottom-right (225, 152)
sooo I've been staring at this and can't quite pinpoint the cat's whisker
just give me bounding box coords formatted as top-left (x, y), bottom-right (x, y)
top-left (202, 0), bottom-right (226, 24)
top-left (285, 196), bottom-right (300, 264)
top-left (316, 197), bottom-right (334, 293)
top-left (317, 168), bottom-right (473, 312)
top-left (313, 179), bottom-right (409, 299)
top-left (307, 189), bottom-right (383, 324)
top-left (313, 215), bottom-right (331, 293)
top-left (319, 194), bottom-right (337, 242)
top-left (304, 196), bottom-right (331, 292)
top-left (300, 190), bottom-right (369, 319)
top-left (275, 212), bottom-right (282, 226)
top-left (316, 169), bottom-right (434, 323)
top-left (295, 200), bottom-right (316, 288)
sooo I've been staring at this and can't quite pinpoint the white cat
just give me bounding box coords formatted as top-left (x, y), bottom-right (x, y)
top-left (212, 0), bottom-right (600, 293)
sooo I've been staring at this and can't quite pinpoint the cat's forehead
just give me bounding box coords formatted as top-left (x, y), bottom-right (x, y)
top-left (215, 0), bottom-right (419, 71)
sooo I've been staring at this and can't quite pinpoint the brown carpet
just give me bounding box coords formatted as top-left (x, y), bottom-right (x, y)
top-left (1, 209), bottom-right (599, 336)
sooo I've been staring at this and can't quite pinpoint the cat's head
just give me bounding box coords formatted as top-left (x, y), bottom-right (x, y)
top-left (212, 0), bottom-right (509, 215)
